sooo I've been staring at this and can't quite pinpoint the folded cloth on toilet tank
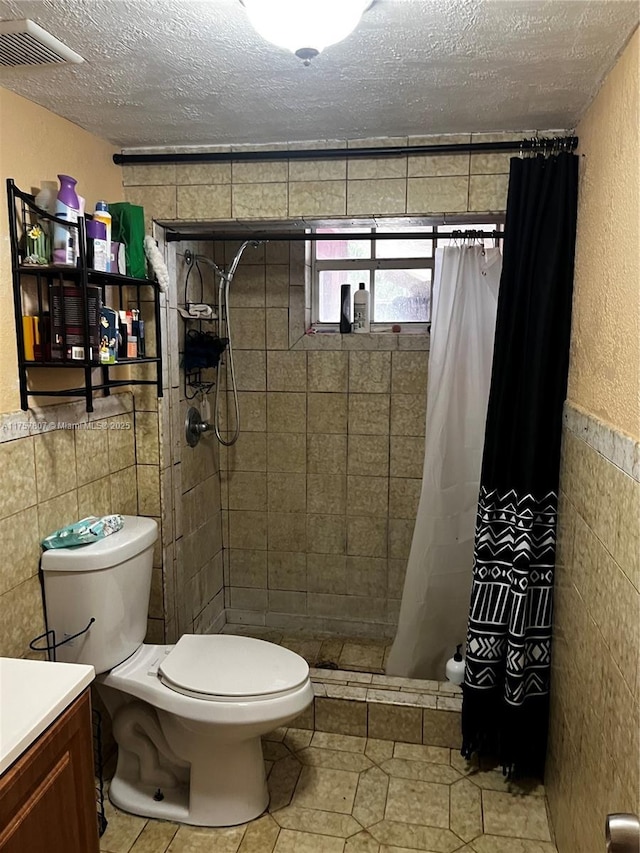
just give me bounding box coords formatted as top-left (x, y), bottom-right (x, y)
top-left (41, 514), bottom-right (124, 550)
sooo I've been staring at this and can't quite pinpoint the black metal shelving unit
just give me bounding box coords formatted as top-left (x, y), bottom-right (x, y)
top-left (7, 179), bottom-right (163, 412)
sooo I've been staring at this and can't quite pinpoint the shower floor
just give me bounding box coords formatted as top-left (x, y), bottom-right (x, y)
top-left (222, 623), bottom-right (463, 717)
top-left (222, 624), bottom-right (393, 674)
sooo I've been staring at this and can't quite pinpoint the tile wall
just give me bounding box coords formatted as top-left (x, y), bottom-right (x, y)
top-left (546, 402), bottom-right (639, 853)
top-left (0, 257), bottom-right (215, 655)
top-left (135, 242), bottom-right (225, 645)
top-left (217, 236), bottom-right (430, 637)
top-left (122, 131), bottom-right (522, 227)
top-left (124, 130), bottom-right (535, 638)
top-left (0, 394), bottom-right (141, 659)
top-left (167, 236), bottom-right (432, 639)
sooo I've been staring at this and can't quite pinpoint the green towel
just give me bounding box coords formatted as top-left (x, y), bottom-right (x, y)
top-left (109, 202), bottom-right (146, 278)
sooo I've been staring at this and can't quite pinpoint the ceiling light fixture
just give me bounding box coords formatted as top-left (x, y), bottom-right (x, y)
top-left (241, 0), bottom-right (372, 64)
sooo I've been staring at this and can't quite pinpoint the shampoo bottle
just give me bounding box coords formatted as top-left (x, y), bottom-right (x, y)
top-left (53, 174), bottom-right (80, 266)
top-left (340, 284), bottom-right (352, 333)
top-left (94, 201), bottom-right (112, 272)
top-left (445, 645), bottom-right (466, 686)
top-left (353, 282), bottom-right (370, 333)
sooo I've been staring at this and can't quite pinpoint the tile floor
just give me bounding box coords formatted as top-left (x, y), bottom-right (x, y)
top-left (222, 625), bottom-right (393, 674)
top-left (99, 728), bottom-right (557, 853)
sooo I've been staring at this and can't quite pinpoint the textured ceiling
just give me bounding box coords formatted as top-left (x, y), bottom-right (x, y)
top-left (0, 0), bottom-right (637, 149)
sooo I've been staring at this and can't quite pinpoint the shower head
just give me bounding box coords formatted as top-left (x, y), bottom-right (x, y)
top-left (227, 239), bottom-right (264, 279)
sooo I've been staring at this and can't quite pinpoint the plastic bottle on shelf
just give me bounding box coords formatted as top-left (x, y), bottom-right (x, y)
top-left (53, 174), bottom-right (80, 266)
top-left (93, 201), bottom-right (112, 272)
top-left (86, 219), bottom-right (108, 271)
top-left (34, 180), bottom-right (58, 216)
top-left (31, 181), bottom-right (58, 264)
top-left (353, 282), bottom-right (370, 333)
top-left (340, 284), bottom-right (352, 333)
top-left (445, 645), bottom-right (466, 685)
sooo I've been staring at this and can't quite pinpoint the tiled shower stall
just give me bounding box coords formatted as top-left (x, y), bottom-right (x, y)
top-left (123, 130), bottom-right (518, 650)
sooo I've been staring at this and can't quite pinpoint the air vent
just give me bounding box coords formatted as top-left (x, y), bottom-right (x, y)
top-left (0, 19), bottom-right (84, 67)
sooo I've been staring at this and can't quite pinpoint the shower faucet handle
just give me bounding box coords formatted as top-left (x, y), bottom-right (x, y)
top-left (606, 814), bottom-right (640, 853)
top-left (185, 407), bottom-right (214, 447)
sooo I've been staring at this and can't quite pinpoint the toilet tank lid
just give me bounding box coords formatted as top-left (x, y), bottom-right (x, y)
top-left (40, 516), bottom-right (158, 572)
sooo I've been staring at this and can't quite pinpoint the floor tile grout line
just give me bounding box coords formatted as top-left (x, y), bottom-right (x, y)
top-left (105, 683), bottom-right (550, 850)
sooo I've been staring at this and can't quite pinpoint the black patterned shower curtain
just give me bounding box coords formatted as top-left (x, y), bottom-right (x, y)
top-left (462, 151), bottom-right (579, 777)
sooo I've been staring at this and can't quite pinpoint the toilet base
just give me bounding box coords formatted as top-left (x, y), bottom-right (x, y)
top-left (109, 734), bottom-right (270, 827)
top-left (96, 644), bottom-right (313, 827)
top-left (109, 775), bottom-right (190, 824)
top-left (189, 734), bottom-right (270, 826)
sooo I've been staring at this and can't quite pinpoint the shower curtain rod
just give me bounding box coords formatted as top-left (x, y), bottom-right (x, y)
top-left (165, 229), bottom-right (505, 244)
top-left (114, 135), bottom-right (577, 165)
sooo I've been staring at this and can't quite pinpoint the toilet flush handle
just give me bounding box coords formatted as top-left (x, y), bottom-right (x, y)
top-left (606, 814), bottom-right (640, 853)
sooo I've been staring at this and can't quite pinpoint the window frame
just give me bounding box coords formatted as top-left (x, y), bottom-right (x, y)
top-left (310, 218), bottom-right (504, 330)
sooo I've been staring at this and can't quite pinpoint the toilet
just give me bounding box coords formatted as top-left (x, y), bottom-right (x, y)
top-left (40, 516), bottom-right (313, 827)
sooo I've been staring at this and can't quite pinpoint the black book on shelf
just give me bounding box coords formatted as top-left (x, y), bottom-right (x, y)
top-left (50, 284), bottom-right (101, 361)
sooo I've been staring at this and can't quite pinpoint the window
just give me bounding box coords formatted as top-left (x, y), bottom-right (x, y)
top-left (311, 221), bottom-right (502, 328)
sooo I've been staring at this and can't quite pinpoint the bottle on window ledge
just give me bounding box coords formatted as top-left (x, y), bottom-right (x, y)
top-left (340, 284), bottom-right (352, 333)
top-left (353, 282), bottom-right (370, 333)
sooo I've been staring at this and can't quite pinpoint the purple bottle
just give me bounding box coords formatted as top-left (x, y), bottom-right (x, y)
top-left (53, 175), bottom-right (80, 265)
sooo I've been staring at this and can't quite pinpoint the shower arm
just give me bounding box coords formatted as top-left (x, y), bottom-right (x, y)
top-left (184, 249), bottom-right (227, 281)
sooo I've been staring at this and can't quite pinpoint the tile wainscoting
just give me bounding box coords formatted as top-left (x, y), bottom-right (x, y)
top-left (0, 393), bottom-right (146, 659)
top-left (546, 401), bottom-right (639, 853)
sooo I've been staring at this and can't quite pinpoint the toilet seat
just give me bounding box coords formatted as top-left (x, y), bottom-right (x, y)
top-left (158, 634), bottom-right (309, 702)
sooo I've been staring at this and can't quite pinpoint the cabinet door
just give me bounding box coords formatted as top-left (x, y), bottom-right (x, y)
top-left (0, 690), bottom-right (99, 853)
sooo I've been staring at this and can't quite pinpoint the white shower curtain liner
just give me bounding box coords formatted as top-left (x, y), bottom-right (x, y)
top-left (387, 245), bottom-right (502, 681)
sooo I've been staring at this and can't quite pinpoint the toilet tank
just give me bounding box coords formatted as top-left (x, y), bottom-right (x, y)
top-left (40, 516), bottom-right (158, 675)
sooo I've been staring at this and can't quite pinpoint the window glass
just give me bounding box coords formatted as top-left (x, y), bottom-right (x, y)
top-left (315, 227), bottom-right (372, 260)
top-left (318, 269), bottom-right (371, 323)
top-left (374, 268), bottom-right (431, 323)
top-left (375, 226), bottom-right (434, 259)
top-left (311, 220), bottom-right (502, 326)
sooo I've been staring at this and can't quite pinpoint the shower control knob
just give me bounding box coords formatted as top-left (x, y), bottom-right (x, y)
top-left (606, 814), bottom-right (640, 853)
top-left (185, 407), bottom-right (214, 447)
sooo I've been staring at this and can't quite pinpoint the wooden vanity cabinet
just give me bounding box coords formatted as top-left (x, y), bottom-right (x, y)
top-left (0, 689), bottom-right (99, 853)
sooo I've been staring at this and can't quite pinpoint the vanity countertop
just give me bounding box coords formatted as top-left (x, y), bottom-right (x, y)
top-left (0, 657), bottom-right (95, 774)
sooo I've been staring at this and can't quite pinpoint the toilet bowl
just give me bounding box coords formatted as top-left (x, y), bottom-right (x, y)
top-left (40, 516), bottom-right (313, 826)
top-left (98, 635), bottom-right (313, 826)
